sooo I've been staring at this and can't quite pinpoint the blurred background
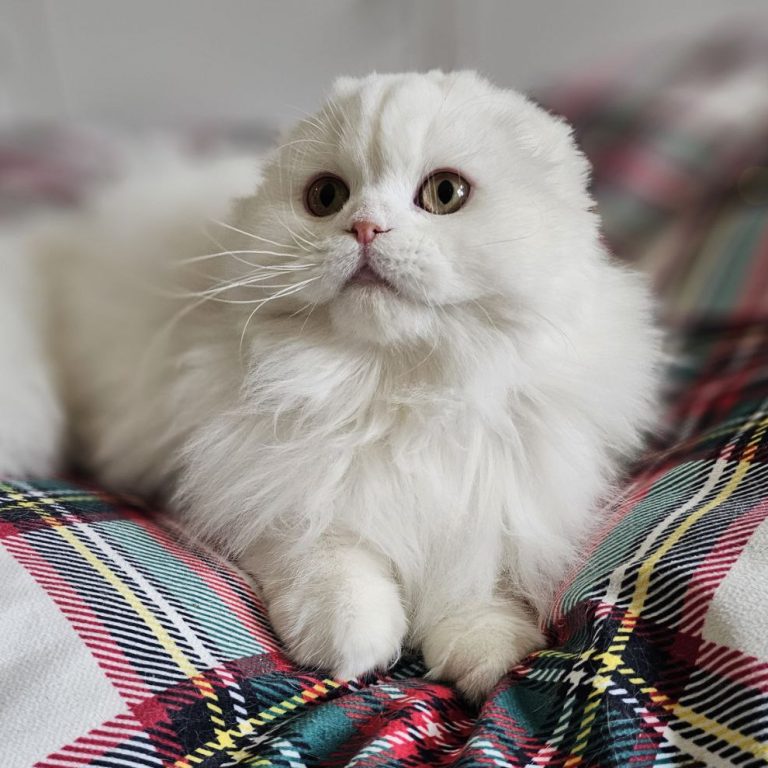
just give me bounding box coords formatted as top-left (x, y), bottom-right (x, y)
top-left (3, 0), bottom-right (768, 132)
top-left (2, 1), bottom-right (768, 321)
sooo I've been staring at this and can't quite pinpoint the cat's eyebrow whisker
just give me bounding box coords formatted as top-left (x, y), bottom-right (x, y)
top-left (302, 118), bottom-right (334, 141)
top-left (275, 138), bottom-right (335, 154)
top-left (284, 107), bottom-right (326, 135)
top-left (310, 106), bottom-right (342, 141)
top-left (319, 101), bottom-right (345, 137)
top-left (323, 100), bottom-right (346, 140)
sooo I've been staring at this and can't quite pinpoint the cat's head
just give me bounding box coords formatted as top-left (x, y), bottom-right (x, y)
top-left (231, 70), bottom-right (598, 347)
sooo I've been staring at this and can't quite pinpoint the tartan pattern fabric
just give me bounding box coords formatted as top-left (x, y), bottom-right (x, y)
top-left (3, 321), bottom-right (768, 766)
top-left (3, 32), bottom-right (768, 767)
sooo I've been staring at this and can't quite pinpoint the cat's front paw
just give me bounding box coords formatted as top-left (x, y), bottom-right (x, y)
top-left (264, 549), bottom-right (408, 680)
top-left (422, 601), bottom-right (544, 704)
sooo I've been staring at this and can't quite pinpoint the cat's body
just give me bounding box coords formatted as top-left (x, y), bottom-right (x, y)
top-left (0, 72), bottom-right (662, 700)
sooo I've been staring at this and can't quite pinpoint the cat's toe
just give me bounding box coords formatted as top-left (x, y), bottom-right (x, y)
top-left (330, 602), bottom-right (407, 680)
top-left (268, 566), bottom-right (407, 680)
top-left (452, 654), bottom-right (523, 704)
top-left (422, 602), bottom-right (544, 704)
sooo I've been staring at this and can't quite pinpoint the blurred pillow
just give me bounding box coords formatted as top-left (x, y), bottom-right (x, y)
top-left (541, 31), bottom-right (768, 322)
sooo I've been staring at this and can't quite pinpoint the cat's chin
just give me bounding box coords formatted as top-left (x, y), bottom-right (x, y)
top-left (329, 284), bottom-right (437, 346)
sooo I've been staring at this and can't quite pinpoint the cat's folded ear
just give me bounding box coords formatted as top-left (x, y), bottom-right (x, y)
top-left (432, 70), bottom-right (593, 208)
top-left (510, 96), bottom-right (594, 209)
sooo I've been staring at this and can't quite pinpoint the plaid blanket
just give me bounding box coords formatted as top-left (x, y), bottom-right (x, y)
top-left (3, 33), bottom-right (768, 767)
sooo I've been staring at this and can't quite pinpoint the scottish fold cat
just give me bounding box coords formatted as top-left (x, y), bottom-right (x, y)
top-left (0, 71), bottom-right (661, 701)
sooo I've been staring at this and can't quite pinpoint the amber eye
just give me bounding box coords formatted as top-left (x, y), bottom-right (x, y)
top-left (417, 171), bottom-right (470, 215)
top-left (305, 175), bottom-right (350, 217)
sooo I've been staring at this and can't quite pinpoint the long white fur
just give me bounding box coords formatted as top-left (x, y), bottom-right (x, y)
top-left (0, 71), bottom-right (662, 701)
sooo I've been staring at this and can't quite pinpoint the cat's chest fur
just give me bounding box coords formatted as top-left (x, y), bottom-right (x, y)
top-left (178, 322), bottom-right (525, 595)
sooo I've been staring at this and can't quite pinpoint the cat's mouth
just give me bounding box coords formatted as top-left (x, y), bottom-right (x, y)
top-left (344, 262), bottom-right (394, 291)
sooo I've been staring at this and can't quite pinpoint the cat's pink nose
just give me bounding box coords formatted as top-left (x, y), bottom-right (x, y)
top-left (349, 220), bottom-right (386, 246)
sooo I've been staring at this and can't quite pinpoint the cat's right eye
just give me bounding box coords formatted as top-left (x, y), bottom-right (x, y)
top-left (305, 175), bottom-right (350, 217)
top-left (416, 170), bottom-right (470, 215)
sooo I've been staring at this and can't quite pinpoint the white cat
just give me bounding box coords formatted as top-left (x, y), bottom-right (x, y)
top-left (0, 71), bottom-right (662, 701)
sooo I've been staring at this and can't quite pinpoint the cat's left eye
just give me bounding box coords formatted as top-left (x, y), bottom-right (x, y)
top-left (305, 175), bottom-right (350, 217)
top-left (416, 171), bottom-right (470, 215)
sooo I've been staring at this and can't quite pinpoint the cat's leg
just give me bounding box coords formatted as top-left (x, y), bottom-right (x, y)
top-left (241, 535), bottom-right (408, 679)
top-left (421, 596), bottom-right (544, 703)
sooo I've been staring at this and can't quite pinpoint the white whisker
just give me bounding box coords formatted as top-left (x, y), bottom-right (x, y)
top-left (174, 249), bottom-right (307, 267)
top-left (209, 219), bottom-right (308, 252)
top-left (273, 215), bottom-right (318, 252)
top-left (298, 300), bottom-right (320, 336)
top-left (238, 276), bottom-right (320, 356)
top-left (163, 268), bottom-right (313, 301)
top-left (274, 138), bottom-right (335, 154)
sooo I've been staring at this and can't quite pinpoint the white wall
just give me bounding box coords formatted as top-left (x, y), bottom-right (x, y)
top-left (452, 1), bottom-right (768, 89)
top-left (2, 0), bottom-right (767, 130)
